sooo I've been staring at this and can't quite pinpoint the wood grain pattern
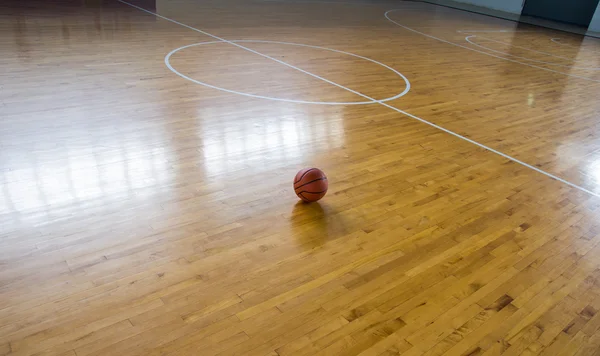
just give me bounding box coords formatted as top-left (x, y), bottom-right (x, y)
top-left (2, 0), bottom-right (600, 355)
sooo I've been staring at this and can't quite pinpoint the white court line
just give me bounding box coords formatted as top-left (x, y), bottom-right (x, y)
top-left (466, 35), bottom-right (600, 70)
top-left (385, 10), bottom-right (600, 83)
top-left (165, 40), bottom-right (411, 105)
top-left (476, 35), bottom-right (577, 61)
top-left (552, 38), bottom-right (600, 53)
top-left (118, 0), bottom-right (600, 199)
top-left (458, 30), bottom-right (535, 33)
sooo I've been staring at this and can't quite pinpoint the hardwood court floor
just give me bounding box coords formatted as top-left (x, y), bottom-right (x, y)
top-left (2, 0), bottom-right (600, 355)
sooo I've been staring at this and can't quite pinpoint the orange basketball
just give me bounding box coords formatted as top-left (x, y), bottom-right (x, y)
top-left (294, 168), bottom-right (328, 203)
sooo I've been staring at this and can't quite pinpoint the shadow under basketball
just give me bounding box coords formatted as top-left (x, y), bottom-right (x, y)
top-left (289, 200), bottom-right (348, 250)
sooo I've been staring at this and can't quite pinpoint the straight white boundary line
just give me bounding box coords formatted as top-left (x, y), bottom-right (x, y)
top-left (385, 10), bottom-right (600, 83)
top-left (466, 35), bottom-right (600, 70)
top-left (165, 40), bottom-right (411, 105)
top-left (118, 0), bottom-right (600, 199)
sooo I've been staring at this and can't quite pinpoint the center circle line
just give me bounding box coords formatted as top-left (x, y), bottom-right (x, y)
top-left (165, 40), bottom-right (411, 105)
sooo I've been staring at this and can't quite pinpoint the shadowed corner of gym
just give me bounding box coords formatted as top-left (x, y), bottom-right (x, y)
top-left (289, 200), bottom-right (349, 250)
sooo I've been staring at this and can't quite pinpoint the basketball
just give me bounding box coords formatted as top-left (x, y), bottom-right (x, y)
top-left (294, 168), bottom-right (328, 203)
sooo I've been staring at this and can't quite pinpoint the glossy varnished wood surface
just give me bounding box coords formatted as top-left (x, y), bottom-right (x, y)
top-left (2, 0), bottom-right (600, 355)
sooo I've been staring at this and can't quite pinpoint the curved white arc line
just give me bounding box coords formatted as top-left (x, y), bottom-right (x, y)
top-left (552, 38), bottom-right (573, 47)
top-left (458, 30), bottom-right (535, 33)
top-left (466, 35), bottom-right (600, 70)
top-left (552, 37), bottom-right (600, 53)
top-left (166, 41), bottom-right (410, 105)
top-left (165, 53), bottom-right (366, 105)
top-left (118, 1), bottom-right (600, 199)
top-left (477, 36), bottom-right (579, 61)
top-left (384, 9), bottom-right (600, 83)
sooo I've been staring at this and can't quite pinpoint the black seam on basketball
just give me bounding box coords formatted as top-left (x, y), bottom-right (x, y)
top-left (293, 168), bottom-right (317, 184)
top-left (294, 177), bottom-right (327, 190)
top-left (299, 192), bottom-right (309, 201)
top-left (297, 190), bottom-right (327, 194)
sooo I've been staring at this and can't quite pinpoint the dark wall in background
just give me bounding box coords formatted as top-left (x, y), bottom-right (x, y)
top-left (522, 0), bottom-right (600, 27)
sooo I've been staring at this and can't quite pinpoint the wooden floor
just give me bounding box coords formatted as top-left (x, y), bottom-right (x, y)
top-left (2, 0), bottom-right (600, 355)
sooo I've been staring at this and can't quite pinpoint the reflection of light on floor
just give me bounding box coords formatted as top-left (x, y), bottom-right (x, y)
top-left (201, 109), bottom-right (345, 176)
top-left (0, 107), bottom-right (346, 218)
top-left (527, 93), bottom-right (535, 107)
top-left (0, 143), bottom-right (173, 217)
top-left (584, 158), bottom-right (600, 186)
